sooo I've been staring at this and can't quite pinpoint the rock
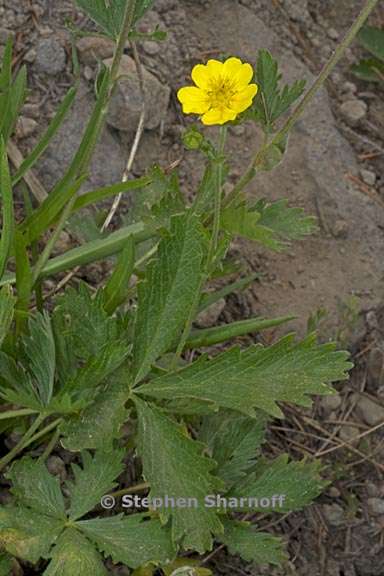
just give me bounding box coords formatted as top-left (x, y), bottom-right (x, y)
top-left (322, 503), bottom-right (345, 526)
top-left (327, 27), bottom-right (339, 40)
top-left (46, 455), bottom-right (67, 481)
top-left (367, 498), bottom-right (384, 516)
top-left (328, 486), bottom-right (341, 498)
top-left (283, 0), bottom-right (310, 23)
top-left (0, 27), bottom-right (13, 44)
top-left (24, 47), bottom-right (37, 63)
top-left (143, 40), bottom-right (161, 55)
top-left (367, 347), bottom-right (384, 385)
top-left (35, 38), bottom-right (66, 75)
top-left (103, 55), bottom-right (171, 133)
top-left (341, 81), bottom-right (357, 95)
top-left (355, 395), bottom-right (384, 426)
top-left (83, 65), bottom-right (94, 81)
top-left (35, 81), bottom-right (127, 193)
top-left (332, 219), bottom-right (349, 238)
top-left (320, 393), bottom-right (342, 413)
top-left (15, 116), bottom-right (38, 139)
top-left (340, 99), bottom-right (368, 126)
top-left (76, 36), bottom-right (115, 65)
top-left (338, 424), bottom-right (360, 444)
top-left (366, 482), bottom-right (379, 498)
top-left (360, 168), bottom-right (376, 186)
top-left (195, 298), bottom-right (226, 328)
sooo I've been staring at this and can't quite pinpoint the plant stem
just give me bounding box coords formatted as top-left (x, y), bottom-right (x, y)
top-left (112, 482), bottom-right (149, 498)
top-left (0, 413), bottom-right (44, 473)
top-left (109, 0), bottom-right (137, 84)
top-left (0, 408), bottom-right (39, 421)
top-left (207, 126), bottom-right (227, 265)
top-left (225, 0), bottom-right (380, 207)
top-left (39, 427), bottom-right (61, 462)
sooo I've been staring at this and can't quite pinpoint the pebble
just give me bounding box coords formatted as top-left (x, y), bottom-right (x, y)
top-left (195, 298), bottom-right (226, 328)
top-left (46, 455), bottom-right (67, 481)
top-left (35, 38), bottom-right (66, 75)
top-left (320, 393), bottom-right (342, 413)
top-left (322, 503), bottom-right (345, 526)
top-left (360, 168), bottom-right (376, 186)
top-left (327, 27), bottom-right (339, 40)
top-left (354, 394), bottom-right (384, 426)
top-left (332, 219), bottom-right (349, 239)
top-left (15, 116), bottom-right (38, 139)
top-left (230, 124), bottom-right (246, 136)
top-left (366, 482), bottom-right (379, 498)
top-left (367, 497), bottom-right (384, 516)
top-left (340, 99), bottom-right (368, 126)
top-left (338, 424), bottom-right (360, 444)
top-left (143, 40), bottom-right (161, 55)
top-left (24, 47), bottom-right (37, 63)
top-left (76, 36), bottom-right (115, 65)
top-left (0, 27), bottom-right (13, 44)
top-left (342, 81), bottom-right (357, 95)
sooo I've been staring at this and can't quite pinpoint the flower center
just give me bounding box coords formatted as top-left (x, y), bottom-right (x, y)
top-left (207, 78), bottom-right (236, 110)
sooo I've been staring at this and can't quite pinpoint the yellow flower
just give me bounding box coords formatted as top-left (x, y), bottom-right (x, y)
top-left (177, 57), bottom-right (258, 126)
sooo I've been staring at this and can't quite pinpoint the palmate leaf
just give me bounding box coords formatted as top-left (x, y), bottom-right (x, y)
top-left (7, 457), bottom-right (66, 520)
top-left (136, 334), bottom-right (352, 418)
top-left (229, 455), bottom-right (327, 513)
top-left (351, 57), bottom-right (384, 82)
top-left (78, 513), bottom-right (176, 568)
top-left (0, 506), bottom-right (63, 564)
top-left (357, 25), bottom-right (384, 62)
top-left (67, 450), bottom-right (125, 520)
top-left (75, 0), bottom-right (154, 39)
top-left (61, 377), bottom-right (130, 451)
top-left (199, 410), bottom-right (267, 486)
top-left (44, 529), bottom-right (107, 576)
top-left (133, 214), bottom-right (206, 384)
top-left (135, 399), bottom-right (223, 552)
top-left (219, 519), bottom-right (287, 566)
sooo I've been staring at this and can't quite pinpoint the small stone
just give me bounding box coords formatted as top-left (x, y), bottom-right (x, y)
top-left (367, 497), bottom-right (384, 516)
top-left (55, 231), bottom-right (72, 253)
top-left (327, 27), bottom-right (339, 40)
top-left (35, 38), bottom-right (66, 75)
top-left (342, 81), bottom-right (357, 95)
top-left (323, 503), bottom-right (345, 526)
top-left (321, 394), bottom-right (342, 413)
top-left (24, 47), bottom-right (36, 63)
top-left (195, 298), bottom-right (226, 328)
top-left (230, 124), bottom-right (245, 136)
top-left (355, 395), bottom-right (384, 426)
top-left (76, 36), bottom-right (115, 65)
top-left (340, 99), bottom-right (368, 126)
top-left (338, 424), bottom-right (360, 444)
top-left (15, 116), bottom-right (38, 139)
top-left (46, 455), bottom-right (67, 481)
top-left (0, 27), bottom-right (13, 44)
top-left (367, 347), bottom-right (384, 384)
top-left (83, 65), bottom-right (94, 81)
top-left (328, 486), bottom-right (341, 498)
top-left (366, 482), bottom-right (379, 497)
top-left (332, 219), bottom-right (349, 238)
top-left (143, 40), bottom-right (161, 55)
top-left (104, 55), bottom-right (171, 133)
top-left (360, 168), bottom-right (376, 186)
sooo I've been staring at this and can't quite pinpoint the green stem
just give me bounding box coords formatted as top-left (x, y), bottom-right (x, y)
top-left (225, 0), bottom-right (380, 207)
top-left (0, 408), bottom-right (39, 421)
top-left (0, 413), bottom-right (44, 473)
top-left (207, 126), bottom-right (227, 265)
top-left (39, 427), bottom-right (61, 462)
top-left (109, 0), bottom-right (137, 84)
top-left (112, 482), bottom-right (149, 498)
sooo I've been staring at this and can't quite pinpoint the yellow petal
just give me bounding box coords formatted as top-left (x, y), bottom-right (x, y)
top-left (205, 59), bottom-right (224, 82)
top-left (233, 63), bottom-right (254, 88)
top-left (201, 107), bottom-right (237, 126)
top-left (177, 86), bottom-right (210, 114)
top-left (223, 57), bottom-right (243, 78)
top-left (231, 84), bottom-right (258, 108)
top-left (191, 64), bottom-right (211, 89)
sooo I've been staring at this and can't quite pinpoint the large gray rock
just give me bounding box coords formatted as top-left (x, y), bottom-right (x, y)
top-left (104, 55), bottom-right (171, 134)
top-left (35, 38), bottom-right (66, 75)
top-left (36, 82), bottom-right (126, 193)
top-left (189, 1), bottom-right (384, 338)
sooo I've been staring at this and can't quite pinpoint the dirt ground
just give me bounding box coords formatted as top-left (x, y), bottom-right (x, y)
top-left (2, 0), bottom-right (384, 574)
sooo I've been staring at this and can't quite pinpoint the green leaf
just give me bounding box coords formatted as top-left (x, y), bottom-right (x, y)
top-left (14, 230), bottom-right (33, 328)
top-left (0, 285), bottom-right (15, 346)
top-left (199, 411), bottom-right (267, 486)
top-left (137, 334), bottom-right (352, 418)
top-left (0, 351), bottom-right (40, 410)
top-left (229, 455), bottom-right (327, 512)
top-left (0, 553), bottom-right (12, 575)
top-left (133, 214), bottom-right (206, 384)
top-left (358, 25), bottom-right (384, 62)
top-left (351, 57), bottom-right (384, 82)
top-left (219, 519), bottom-right (287, 565)
top-left (3, 65), bottom-right (27, 142)
top-left (44, 529), bottom-right (107, 576)
top-left (61, 378), bottom-right (130, 451)
top-left (135, 399), bottom-right (223, 552)
top-left (198, 273), bottom-right (259, 313)
top-left (7, 457), bottom-right (66, 519)
top-left (0, 506), bottom-right (63, 564)
top-left (23, 312), bottom-right (56, 406)
top-left (101, 238), bottom-right (134, 314)
top-left (0, 138), bottom-right (14, 279)
top-left (78, 513), bottom-right (176, 568)
top-left (67, 449), bottom-right (124, 520)
top-left (75, 0), bottom-right (154, 39)
top-left (255, 199), bottom-right (317, 242)
top-left (185, 315), bottom-right (294, 349)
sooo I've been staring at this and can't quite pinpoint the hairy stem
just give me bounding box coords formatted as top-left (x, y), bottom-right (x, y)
top-left (225, 0), bottom-right (380, 207)
top-left (0, 413), bottom-right (44, 473)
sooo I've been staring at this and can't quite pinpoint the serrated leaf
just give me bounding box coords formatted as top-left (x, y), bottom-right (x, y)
top-left (22, 312), bottom-right (55, 406)
top-left (67, 450), bottom-right (124, 520)
top-left (44, 528), bottom-right (107, 576)
top-left (0, 506), bottom-right (63, 564)
top-left (357, 25), bottom-right (384, 62)
top-left (75, 0), bottom-right (154, 39)
top-left (0, 138), bottom-right (14, 280)
top-left (254, 198), bottom-right (317, 243)
top-left (137, 334), bottom-right (352, 418)
top-left (78, 513), bottom-right (176, 568)
top-left (61, 378), bottom-right (130, 451)
top-left (7, 457), bottom-right (66, 519)
top-left (199, 411), bottom-right (267, 486)
top-left (135, 399), bottom-right (223, 552)
top-left (351, 57), bottom-right (384, 82)
top-left (0, 351), bottom-right (40, 410)
top-left (219, 519), bottom-right (287, 565)
top-left (0, 285), bottom-right (15, 347)
top-left (229, 455), bottom-right (327, 512)
top-left (133, 214), bottom-right (206, 384)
